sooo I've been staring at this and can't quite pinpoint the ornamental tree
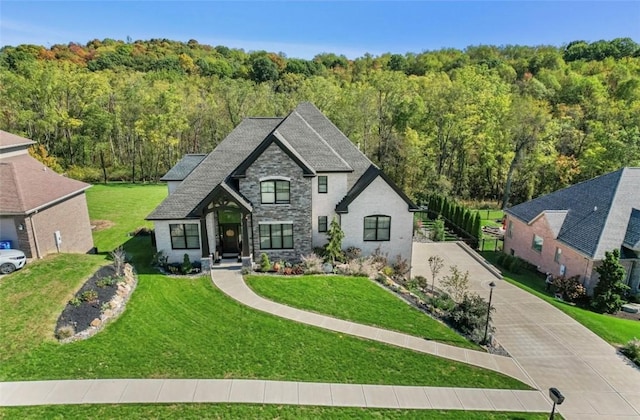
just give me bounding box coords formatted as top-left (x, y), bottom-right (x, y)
top-left (591, 249), bottom-right (629, 314)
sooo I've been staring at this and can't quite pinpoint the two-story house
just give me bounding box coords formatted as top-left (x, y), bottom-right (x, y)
top-left (503, 167), bottom-right (640, 294)
top-left (147, 102), bottom-right (418, 270)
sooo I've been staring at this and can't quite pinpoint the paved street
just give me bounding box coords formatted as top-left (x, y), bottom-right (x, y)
top-left (412, 242), bottom-right (640, 419)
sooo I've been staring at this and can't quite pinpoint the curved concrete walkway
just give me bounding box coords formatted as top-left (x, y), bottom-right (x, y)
top-left (413, 242), bottom-right (640, 420)
top-left (211, 262), bottom-right (535, 388)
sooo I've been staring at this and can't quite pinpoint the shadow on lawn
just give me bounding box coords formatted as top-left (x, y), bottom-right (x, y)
top-left (96, 235), bottom-right (156, 275)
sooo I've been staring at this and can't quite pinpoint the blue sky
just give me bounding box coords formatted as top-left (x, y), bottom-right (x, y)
top-left (1, 1), bottom-right (639, 59)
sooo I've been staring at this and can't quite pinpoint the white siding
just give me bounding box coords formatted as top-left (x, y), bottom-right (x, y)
top-left (340, 176), bottom-right (413, 270)
top-left (153, 220), bottom-right (202, 264)
top-left (311, 173), bottom-right (348, 248)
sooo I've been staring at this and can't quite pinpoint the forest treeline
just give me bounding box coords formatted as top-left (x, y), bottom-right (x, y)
top-left (1, 37), bottom-right (639, 207)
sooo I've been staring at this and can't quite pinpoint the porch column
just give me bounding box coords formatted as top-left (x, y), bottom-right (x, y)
top-left (200, 215), bottom-right (210, 258)
top-left (242, 213), bottom-right (250, 257)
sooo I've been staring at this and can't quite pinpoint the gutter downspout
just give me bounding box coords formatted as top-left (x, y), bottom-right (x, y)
top-left (28, 212), bottom-right (41, 259)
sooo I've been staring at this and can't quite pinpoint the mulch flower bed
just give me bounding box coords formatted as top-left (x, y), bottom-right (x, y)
top-left (55, 263), bottom-right (137, 341)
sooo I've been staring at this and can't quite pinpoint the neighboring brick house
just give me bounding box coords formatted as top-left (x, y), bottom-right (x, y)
top-left (0, 130), bottom-right (94, 258)
top-left (503, 167), bottom-right (640, 294)
top-left (147, 102), bottom-right (418, 269)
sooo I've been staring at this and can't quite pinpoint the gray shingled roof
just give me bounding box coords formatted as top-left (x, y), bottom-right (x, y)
top-left (148, 102), bottom-right (409, 220)
top-left (506, 167), bottom-right (640, 259)
top-left (148, 118), bottom-right (282, 220)
top-left (624, 208), bottom-right (640, 251)
top-left (160, 154), bottom-right (206, 181)
top-left (294, 102), bottom-right (371, 188)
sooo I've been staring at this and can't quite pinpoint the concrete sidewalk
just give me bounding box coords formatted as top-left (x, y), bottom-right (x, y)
top-left (0, 379), bottom-right (551, 412)
top-left (412, 242), bottom-right (640, 420)
top-left (210, 263), bottom-right (535, 388)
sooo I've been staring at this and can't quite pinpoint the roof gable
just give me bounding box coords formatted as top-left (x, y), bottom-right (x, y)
top-left (336, 165), bottom-right (418, 213)
top-left (231, 130), bottom-right (316, 178)
top-left (147, 117), bottom-right (282, 220)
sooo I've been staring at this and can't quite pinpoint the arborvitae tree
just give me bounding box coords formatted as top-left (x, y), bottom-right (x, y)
top-left (463, 209), bottom-right (472, 234)
top-left (454, 205), bottom-right (463, 227)
top-left (592, 249), bottom-right (629, 314)
top-left (473, 212), bottom-right (483, 240)
top-left (325, 216), bottom-right (345, 264)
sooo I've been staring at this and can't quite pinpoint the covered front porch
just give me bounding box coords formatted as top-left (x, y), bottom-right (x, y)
top-left (196, 183), bottom-right (253, 265)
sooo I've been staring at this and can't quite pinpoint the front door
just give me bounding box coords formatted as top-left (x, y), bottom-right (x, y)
top-left (220, 223), bottom-right (240, 255)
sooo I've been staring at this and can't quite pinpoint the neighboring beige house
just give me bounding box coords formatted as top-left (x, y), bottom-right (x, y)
top-left (504, 167), bottom-right (640, 294)
top-left (0, 130), bottom-right (94, 258)
top-left (147, 102), bottom-right (418, 269)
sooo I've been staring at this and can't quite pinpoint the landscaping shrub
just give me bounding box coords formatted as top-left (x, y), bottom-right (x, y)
top-left (391, 255), bottom-right (410, 281)
top-left (428, 293), bottom-right (455, 314)
top-left (592, 249), bottom-right (629, 314)
top-left (381, 266), bottom-right (394, 278)
top-left (325, 217), bottom-right (345, 263)
top-left (621, 338), bottom-right (640, 367)
top-left (300, 253), bottom-right (323, 274)
top-left (431, 216), bottom-right (445, 241)
top-left (507, 255), bottom-right (523, 274)
top-left (55, 325), bottom-right (75, 340)
top-left (80, 289), bottom-right (99, 303)
top-left (552, 275), bottom-right (587, 302)
top-left (344, 246), bottom-right (362, 261)
top-left (259, 253), bottom-right (272, 272)
top-left (446, 293), bottom-right (493, 343)
top-left (413, 275), bottom-right (428, 290)
top-left (182, 254), bottom-right (193, 274)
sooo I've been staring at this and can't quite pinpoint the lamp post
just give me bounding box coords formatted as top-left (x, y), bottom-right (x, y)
top-left (548, 387), bottom-right (565, 419)
top-left (483, 281), bottom-right (496, 345)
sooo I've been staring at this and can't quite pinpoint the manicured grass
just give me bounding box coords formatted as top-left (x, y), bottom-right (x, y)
top-left (477, 210), bottom-right (504, 228)
top-left (0, 405), bottom-right (553, 419)
top-left (0, 253), bottom-right (107, 361)
top-left (86, 183), bottom-right (166, 252)
top-left (246, 275), bottom-right (480, 350)
top-left (0, 258), bottom-right (527, 389)
top-left (482, 252), bottom-right (639, 346)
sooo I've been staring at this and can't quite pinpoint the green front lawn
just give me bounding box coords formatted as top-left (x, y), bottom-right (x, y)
top-left (246, 275), bottom-right (480, 350)
top-left (0, 232), bottom-right (527, 389)
top-left (0, 405), bottom-right (552, 419)
top-left (482, 252), bottom-right (639, 346)
top-left (86, 183), bottom-right (166, 252)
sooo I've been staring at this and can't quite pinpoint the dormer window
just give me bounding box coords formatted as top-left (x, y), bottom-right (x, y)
top-left (261, 180), bottom-right (290, 204)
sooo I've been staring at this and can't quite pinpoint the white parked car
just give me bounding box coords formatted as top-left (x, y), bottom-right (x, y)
top-left (0, 249), bottom-right (27, 274)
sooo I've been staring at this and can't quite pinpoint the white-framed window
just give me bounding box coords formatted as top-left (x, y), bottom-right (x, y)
top-left (259, 223), bottom-right (293, 249)
top-left (170, 223), bottom-right (200, 249)
top-left (364, 215), bottom-right (391, 241)
top-left (318, 176), bottom-right (328, 193)
top-left (261, 180), bottom-right (290, 204)
top-left (531, 234), bottom-right (543, 253)
top-left (554, 247), bottom-right (562, 263)
top-left (318, 216), bottom-right (328, 233)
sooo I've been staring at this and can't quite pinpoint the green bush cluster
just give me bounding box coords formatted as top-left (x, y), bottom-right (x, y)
top-left (423, 194), bottom-right (482, 242)
top-left (495, 253), bottom-right (527, 274)
top-left (621, 338), bottom-right (640, 367)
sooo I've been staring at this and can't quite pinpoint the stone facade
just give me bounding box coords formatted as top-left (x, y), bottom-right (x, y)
top-left (239, 142), bottom-right (313, 262)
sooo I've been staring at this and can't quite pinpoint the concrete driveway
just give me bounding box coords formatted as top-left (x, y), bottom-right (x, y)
top-left (412, 242), bottom-right (640, 420)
